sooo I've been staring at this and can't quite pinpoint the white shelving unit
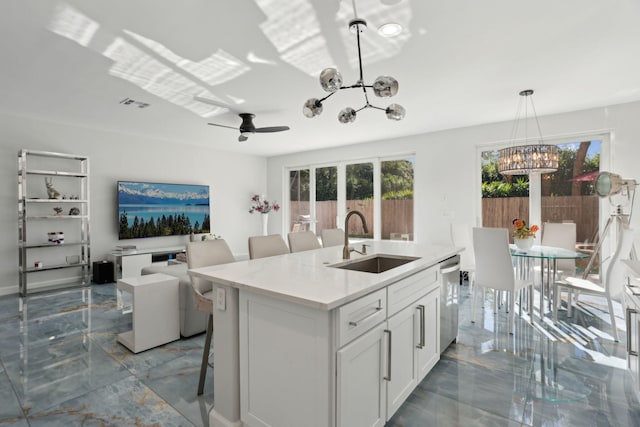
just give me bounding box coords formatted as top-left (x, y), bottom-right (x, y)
top-left (18, 149), bottom-right (90, 296)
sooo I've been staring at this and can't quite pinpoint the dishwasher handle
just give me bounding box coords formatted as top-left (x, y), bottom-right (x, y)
top-left (440, 264), bottom-right (460, 274)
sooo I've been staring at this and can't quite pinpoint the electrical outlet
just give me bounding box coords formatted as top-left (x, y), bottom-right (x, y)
top-left (216, 287), bottom-right (226, 311)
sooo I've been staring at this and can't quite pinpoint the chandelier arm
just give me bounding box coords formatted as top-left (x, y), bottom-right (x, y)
top-left (318, 91), bottom-right (337, 103)
top-left (354, 105), bottom-right (369, 113)
top-left (367, 105), bottom-right (386, 112)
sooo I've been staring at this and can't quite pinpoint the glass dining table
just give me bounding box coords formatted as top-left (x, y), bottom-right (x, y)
top-left (510, 244), bottom-right (589, 320)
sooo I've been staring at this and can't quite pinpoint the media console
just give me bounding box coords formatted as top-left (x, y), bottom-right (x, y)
top-left (108, 245), bottom-right (186, 279)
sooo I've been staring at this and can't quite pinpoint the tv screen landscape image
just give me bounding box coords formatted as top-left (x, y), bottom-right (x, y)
top-left (118, 181), bottom-right (210, 239)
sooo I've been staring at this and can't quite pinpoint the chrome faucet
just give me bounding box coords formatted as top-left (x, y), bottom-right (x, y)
top-left (343, 210), bottom-right (369, 259)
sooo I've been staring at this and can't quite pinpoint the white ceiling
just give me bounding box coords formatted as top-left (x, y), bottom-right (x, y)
top-left (2, 0), bottom-right (640, 157)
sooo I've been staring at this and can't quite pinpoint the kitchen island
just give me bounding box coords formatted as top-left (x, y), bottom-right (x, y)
top-left (189, 240), bottom-right (461, 427)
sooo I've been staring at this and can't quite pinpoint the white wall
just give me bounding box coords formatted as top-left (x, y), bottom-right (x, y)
top-left (267, 101), bottom-right (640, 247)
top-left (1, 113), bottom-right (267, 295)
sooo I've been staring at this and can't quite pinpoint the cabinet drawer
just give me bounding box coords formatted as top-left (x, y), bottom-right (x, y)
top-left (337, 288), bottom-right (387, 347)
top-left (387, 266), bottom-right (438, 317)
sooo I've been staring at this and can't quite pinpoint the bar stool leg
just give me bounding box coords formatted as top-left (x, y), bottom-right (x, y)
top-left (198, 314), bottom-right (213, 396)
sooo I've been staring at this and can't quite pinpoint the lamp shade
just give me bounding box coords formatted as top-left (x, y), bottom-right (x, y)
top-left (595, 171), bottom-right (625, 197)
top-left (373, 76), bottom-right (399, 97)
top-left (319, 68), bottom-right (342, 93)
top-left (385, 104), bottom-right (406, 121)
top-left (303, 98), bottom-right (323, 118)
top-left (338, 107), bottom-right (357, 123)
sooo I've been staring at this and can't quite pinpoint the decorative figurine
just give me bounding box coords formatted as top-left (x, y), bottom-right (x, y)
top-left (44, 177), bottom-right (62, 199)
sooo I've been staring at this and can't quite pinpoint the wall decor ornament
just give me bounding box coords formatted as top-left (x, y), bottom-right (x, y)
top-left (44, 177), bottom-right (62, 199)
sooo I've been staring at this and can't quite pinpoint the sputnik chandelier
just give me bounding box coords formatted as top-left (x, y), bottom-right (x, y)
top-left (302, 2), bottom-right (405, 124)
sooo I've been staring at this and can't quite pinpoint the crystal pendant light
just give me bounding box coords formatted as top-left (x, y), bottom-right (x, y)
top-left (302, 5), bottom-right (405, 124)
top-left (497, 90), bottom-right (559, 175)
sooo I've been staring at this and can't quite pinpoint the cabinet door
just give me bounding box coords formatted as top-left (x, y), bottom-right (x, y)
top-left (385, 303), bottom-right (419, 419)
top-left (337, 322), bottom-right (387, 427)
top-left (416, 288), bottom-right (440, 382)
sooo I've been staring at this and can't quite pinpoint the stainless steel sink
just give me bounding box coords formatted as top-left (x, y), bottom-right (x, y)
top-left (330, 254), bottom-right (420, 274)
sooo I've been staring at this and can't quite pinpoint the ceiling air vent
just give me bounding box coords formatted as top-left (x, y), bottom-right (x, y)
top-left (119, 97), bottom-right (150, 108)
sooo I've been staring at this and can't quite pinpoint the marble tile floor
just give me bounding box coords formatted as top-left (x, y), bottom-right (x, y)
top-left (0, 282), bottom-right (638, 426)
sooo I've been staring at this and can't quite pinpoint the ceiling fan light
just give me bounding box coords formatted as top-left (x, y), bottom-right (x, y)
top-left (338, 107), bottom-right (357, 124)
top-left (240, 131), bottom-right (253, 137)
top-left (319, 68), bottom-right (343, 93)
top-left (373, 76), bottom-right (399, 97)
top-left (385, 104), bottom-right (405, 120)
top-left (303, 98), bottom-right (323, 118)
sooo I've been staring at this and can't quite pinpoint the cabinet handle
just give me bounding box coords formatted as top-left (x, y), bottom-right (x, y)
top-left (417, 305), bottom-right (425, 349)
top-left (627, 307), bottom-right (638, 356)
top-left (348, 306), bottom-right (383, 327)
top-left (384, 329), bottom-right (392, 382)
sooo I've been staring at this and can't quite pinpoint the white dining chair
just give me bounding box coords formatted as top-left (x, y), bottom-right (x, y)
top-left (187, 239), bottom-right (236, 395)
top-left (450, 223), bottom-right (476, 294)
top-left (472, 227), bottom-right (534, 334)
top-left (248, 234), bottom-right (290, 259)
top-left (541, 222), bottom-right (577, 279)
top-left (288, 230), bottom-right (321, 253)
top-left (321, 228), bottom-right (345, 248)
top-left (554, 226), bottom-right (635, 342)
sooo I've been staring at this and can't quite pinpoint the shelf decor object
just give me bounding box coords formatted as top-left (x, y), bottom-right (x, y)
top-left (497, 89), bottom-right (559, 175)
top-left (302, 0), bottom-right (405, 124)
top-left (18, 149), bottom-right (90, 296)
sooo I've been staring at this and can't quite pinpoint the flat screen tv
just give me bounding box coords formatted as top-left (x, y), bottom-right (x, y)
top-left (118, 181), bottom-right (210, 239)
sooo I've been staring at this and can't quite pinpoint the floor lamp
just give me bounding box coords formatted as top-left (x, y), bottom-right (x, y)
top-left (582, 172), bottom-right (637, 278)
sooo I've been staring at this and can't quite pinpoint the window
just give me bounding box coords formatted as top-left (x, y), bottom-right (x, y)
top-left (381, 158), bottom-right (414, 241)
top-left (286, 154), bottom-right (415, 241)
top-left (315, 166), bottom-right (337, 237)
top-left (481, 139), bottom-right (601, 270)
top-left (346, 162), bottom-right (374, 239)
top-left (289, 169), bottom-right (310, 232)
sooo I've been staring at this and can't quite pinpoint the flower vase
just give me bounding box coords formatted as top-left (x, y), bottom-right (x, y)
top-left (261, 213), bottom-right (269, 236)
top-left (514, 237), bottom-right (534, 250)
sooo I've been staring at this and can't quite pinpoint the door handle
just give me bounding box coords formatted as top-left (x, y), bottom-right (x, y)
top-left (348, 306), bottom-right (383, 327)
top-left (384, 329), bottom-right (392, 382)
top-left (627, 307), bottom-right (638, 356)
top-left (416, 305), bottom-right (425, 349)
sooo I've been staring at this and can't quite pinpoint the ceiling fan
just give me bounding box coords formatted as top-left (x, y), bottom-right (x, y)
top-left (195, 95), bottom-right (289, 142)
top-left (207, 113), bottom-right (290, 142)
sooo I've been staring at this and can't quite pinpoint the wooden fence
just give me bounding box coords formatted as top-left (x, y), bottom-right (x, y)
top-left (290, 200), bottom-right (414, 239)
top-left (482, 195), bottom-right (599, 242)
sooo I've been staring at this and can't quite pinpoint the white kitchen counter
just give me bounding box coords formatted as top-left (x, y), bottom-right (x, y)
top-left (188, 240), bottom-right (462, 427)
top-left (189, 240), bottom-right (461, 310)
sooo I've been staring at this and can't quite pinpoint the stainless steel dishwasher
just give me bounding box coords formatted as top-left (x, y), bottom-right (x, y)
top-left (440, 255), bottom-right (460, 353)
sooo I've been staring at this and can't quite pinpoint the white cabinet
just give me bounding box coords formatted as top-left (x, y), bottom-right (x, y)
top-left (416, 289), bottom-right (440, 380)
top-left (18, 149), bottom-right (90, 296)
top-left (336, 267), bottom-right (440, 426)
top-left (336, 323), bottom-right (387, 427)
top-left (236, 263), bottom-right (442, 427)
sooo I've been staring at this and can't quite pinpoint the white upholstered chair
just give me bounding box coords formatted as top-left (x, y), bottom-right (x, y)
top-left (287, 230), bottom-right (321, 253)
top-left (554, 226), bottom-right (635, 342)
top-left (187, 239), bottom-right (236, 395)
top-left (472, 227), bottom-right (533, 334)
top-left (248, 234), bottom-right (290, 259)
top-left (321, 228), bottom-right (345, 248)
top-left (450, 223), bottom-right (476, 294)
top-left (541, 222), bottom-right (577, 279)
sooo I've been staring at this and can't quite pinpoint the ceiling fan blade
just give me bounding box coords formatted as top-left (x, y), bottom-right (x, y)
top-left (238, 135), bottom-right (249, 142)
top-left (208, 122), bottom-right (239, 131)
top-left (254, 126), bottom-right (290, 133)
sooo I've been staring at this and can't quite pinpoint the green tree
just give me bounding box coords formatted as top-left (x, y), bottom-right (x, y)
top-left (381, 160), bottom-right (414, 199)
top-left (316, 167), bottom-right (337, 201)
top-left (346, 163), bottom-right (373, 200)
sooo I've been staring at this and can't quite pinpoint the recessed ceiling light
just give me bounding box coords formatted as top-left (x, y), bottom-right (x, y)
top-left (378, 22), bottom-right (403, 37)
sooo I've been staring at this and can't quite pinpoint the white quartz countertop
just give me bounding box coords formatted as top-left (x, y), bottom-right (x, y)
top-left (189, 241), bottom-right (462, 310)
